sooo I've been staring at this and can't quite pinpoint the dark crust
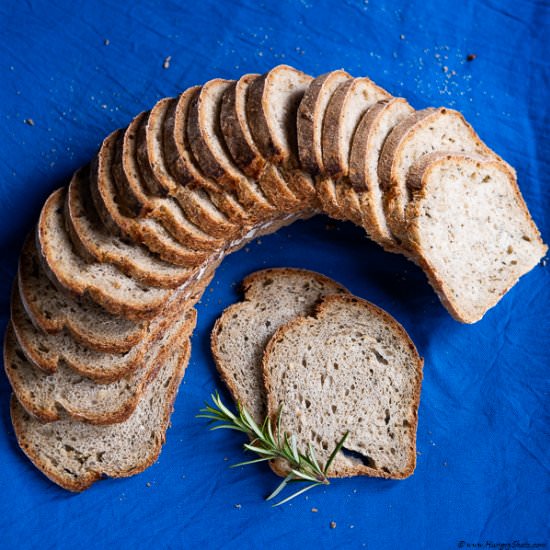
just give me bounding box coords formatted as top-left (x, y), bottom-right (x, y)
top-left (402, 153), bottom-right (547, 323)
top-left (10, 340), bottom-right (191, 492)
top-left (262, 293), bottom-right (423, 480)
top-left (297, 70), bottom-right (351, 176)
top-left (6, 308), bottom-right (196, 425)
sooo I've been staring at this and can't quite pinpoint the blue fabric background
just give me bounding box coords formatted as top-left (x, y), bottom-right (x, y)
top-left (0, 1), bottom-right (548, 548)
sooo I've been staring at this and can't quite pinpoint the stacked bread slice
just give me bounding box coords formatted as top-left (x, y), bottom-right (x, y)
top-left (5, 65), bottom-right (546, 490)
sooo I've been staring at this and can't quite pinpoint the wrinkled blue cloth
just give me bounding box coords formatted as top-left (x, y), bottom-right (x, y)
top-left (0, 1), bottom-right (548, 548)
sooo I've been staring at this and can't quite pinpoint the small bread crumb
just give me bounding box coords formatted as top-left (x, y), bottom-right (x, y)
top-left (163, 56), bottom-right (172, 69)
top-left (330, 521), bottom-right (337, 529)
top-left (24, 118), bottom-right (35, 126)
top-left (311, 507), bottom-right (318, 513)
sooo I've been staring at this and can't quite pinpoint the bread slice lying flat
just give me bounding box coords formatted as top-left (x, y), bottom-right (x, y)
top-left (263, 294), bottom-right (423, 479)
top-left (211, 268), bottom-right (348, 424)
top-left (5, 309), bottom-right (196, 425)
top-left (403, 153), bottom-right (547, 323)
top-left (10, 338), bottom-right (190, 492)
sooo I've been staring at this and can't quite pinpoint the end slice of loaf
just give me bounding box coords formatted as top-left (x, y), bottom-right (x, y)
top-left (403, 152), bottom-right (548, 323)
top-left (211, 268), bottom-right (349, 424)
top-left (10, 338), bottom-right (190, 492)
top-left (5, 308), bottom-right (196, 425)
top-left (263, 294), bottom-right (423, 479)
top-left (349, 97), bottom-right (414, 250)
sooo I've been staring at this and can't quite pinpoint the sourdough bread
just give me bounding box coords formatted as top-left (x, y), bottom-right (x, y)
top-left (263, 294), bottom-right (423, 479)
top-left (10, 339), bottom-right (190, 491)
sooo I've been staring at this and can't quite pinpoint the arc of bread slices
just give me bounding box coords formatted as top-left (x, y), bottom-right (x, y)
top-left (5, 309), bottom-right (196, 425)
top-left (220, 74), bottom-right (304, 213)
top-left (211, 268), bottom-right (349, 424)
top-left (263, 294), bottom-right (423, 479)
top-left (402, 152), bottom-right (547, 323)
top-left (10, 338), bottom-right (191, 492)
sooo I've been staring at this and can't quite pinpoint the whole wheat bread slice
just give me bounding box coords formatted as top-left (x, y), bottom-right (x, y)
top-left (211, 268), bottom-right (348, 424)
top-left (5, 308), bottom-right (196, 424)
top-left (17, 237), bottom-right (148, 353)
top-left (263, 294), bottom-right (423, 479)
top-left (378, 107), bottom-right (509, 239)
top-left (65, 167), bottom-right (201, 288)
top-left (187, 79), bottom-right (276, 221)
top-left (402, 152), bottom-right (547, 323)
top-left (349, 98), bottom-right (414, 250)
top-left (220, 74), bottom-right (302, 212)
top-left (246, 65), bottom-right (319, 207)
top-left (10, 338), bottom-right (190, 492)
top-left (37, 188), bottom-right (175, 320)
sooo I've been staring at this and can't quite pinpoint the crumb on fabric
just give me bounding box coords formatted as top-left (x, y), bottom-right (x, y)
top-left (330, 521), bottom-right (337, 529)
top-left (163, 56), bottom-right (172, 69)
top-left (104, 38), bottom-right (110, 46)
top-left (311, 507), bottom-right (318, 513)
top-left (24, 118), bottom-right (35, 126)
top-left (466, 53), bottom-right (476, 61)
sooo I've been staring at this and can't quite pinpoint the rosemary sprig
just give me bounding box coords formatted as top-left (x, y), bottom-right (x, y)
top-left (197, 391), bottom-right (349, 506)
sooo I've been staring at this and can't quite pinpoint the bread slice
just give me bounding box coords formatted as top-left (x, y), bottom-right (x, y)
top-left (90, 131), bottom-right (222, 265)
top-left (17, 236), bottom-right (148, 353)
top-left (37, 187), bottom-right (177, 320)
top-left (220, 74), bottom-right (302, 212)
top-left (348, 98), bottom-right (414, 249)
top-left (246, 65), bottom-right (319, 207)
top-left (403, 153), bottom-right (547, 323)
top-left (10, 338), bottom-right (190, 492)
top-left (211, 268), bottom-right (348, 424)
top-left (12, 264), bottom-right (208, 382)
top-left (320, 77), bottom-right (392, 224)
top-left (110, 109), bottom-right (224, 251)
top-left (263, 294), bottom-right (423, 479)
top-left (187, 79), bottom-right (276, 221)
top-left (65, 167), bottom-right (202, 288)
top-left (378, 107), bottom-right (508, 239)
top-left (5, 308), bottom-right (195, 424)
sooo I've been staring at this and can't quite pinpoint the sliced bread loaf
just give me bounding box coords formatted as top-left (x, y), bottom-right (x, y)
top-left (246, 65), bottom-right (319, 207)
top-left (263, 294), bottom-right (423, 479)
top-left (348, 98), bottom-right (414, 249)
top-left (10, 338), bottom-right (190, 491)
top-left (378, 107), bottom-right (508, 239)
top-left (211, 268), bottom-right (349, 424)
top-left (5, 308), bottom-right (195, 424)
top-left (187, 79), bottom-right (276, 221)
top-left (17, 236), bottom-right (147, 353)
top-left (403, 152), bottom-right (547, 323)
top-left (220, 74), bottom-right (302, 212)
